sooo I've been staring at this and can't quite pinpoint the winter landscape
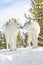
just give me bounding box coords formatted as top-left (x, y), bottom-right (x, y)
top-left (0, 47), bottom-right (43, 65)
top-left (0, 0), bottom-right (43, 65)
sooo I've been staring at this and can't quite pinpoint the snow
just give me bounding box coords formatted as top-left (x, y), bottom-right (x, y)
top-left (0, 47), bottom-right (43, 65)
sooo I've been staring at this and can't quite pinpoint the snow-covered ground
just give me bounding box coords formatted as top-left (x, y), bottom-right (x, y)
top-left (0, 47), bottom-right (43, 65)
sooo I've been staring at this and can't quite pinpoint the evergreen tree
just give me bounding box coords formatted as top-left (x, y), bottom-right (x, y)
top-left (0, 31), bottom-right (6, 49)
top-left (17, 32), bottom-right (23, 48)
top-left (29, 0), bottom-right (43, 22)
top-left (23, 33), bottom-right (28, 47)
top-left (0, 31), bottom-right (3, 49)
top-left (29, 0), bottom-right (43, 38)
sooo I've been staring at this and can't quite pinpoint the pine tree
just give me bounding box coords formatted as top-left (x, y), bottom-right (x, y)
top-left (29, 0), bottom-right (43, 21)
top-left (23, 33), bottom-right (28, 47)
top-left (0, 31), bottom-right (3, 49)
top-left (29, 0), bottom-right (43, 38)
top-left (17, 32), bottom-right (23, 48)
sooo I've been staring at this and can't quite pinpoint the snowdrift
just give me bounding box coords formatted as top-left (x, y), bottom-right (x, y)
top-left (0, 47), bottom-right (43, 65)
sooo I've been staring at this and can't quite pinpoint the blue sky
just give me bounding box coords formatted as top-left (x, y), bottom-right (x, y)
top-left (0, 0), bottom-right (16, 10)
top-left (0, 0), bottom-right (31, 31)
top-left (0, 0), bottom-right (31, 10)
